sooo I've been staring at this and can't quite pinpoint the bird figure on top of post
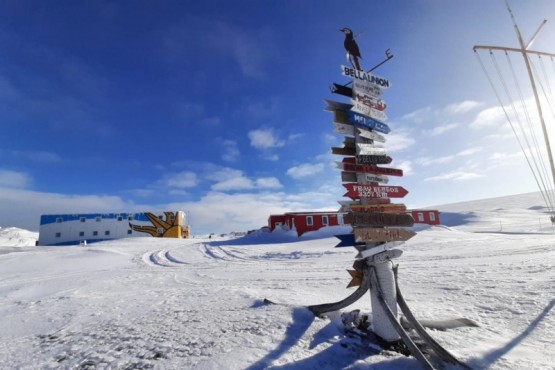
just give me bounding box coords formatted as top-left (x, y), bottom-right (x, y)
top-left (340, 27), bottom-right (362, 71)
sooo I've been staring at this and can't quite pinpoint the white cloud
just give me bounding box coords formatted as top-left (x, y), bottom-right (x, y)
top-left (162, 171), bottom-right (198, 189)
top-left (255, 177), bottom-right (282, 189)
top-left (470, 106), bottom-right (505, 128)
top-left (457, 146), bottom-right (482, 156)
top-left (424, 123), bottom-right (459, 136)
top-left (221, 140), bottom-right (240, 162)
top-left (0, 170), bottom-right (32, 188)
top-left (386, 130), bottom-right (416, 152)
top-left (248, 128), bottom-right (285, 149)
top-left (424, 171), bottom-right (484, 182)
top-left (444, 100), bottom-right (483, 115)
top-left (417, 155), bottom-right (456, 166)
top-left (211, 176), bottom-right (254, 191)
top-left (286, 163), bottom-right (324, 179)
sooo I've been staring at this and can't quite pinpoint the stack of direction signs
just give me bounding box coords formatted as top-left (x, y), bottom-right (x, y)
top-left (328, 65), bottom-right (415, 287)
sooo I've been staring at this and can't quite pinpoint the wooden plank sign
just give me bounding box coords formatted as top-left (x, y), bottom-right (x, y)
top-left (332, 147), bottom-right (355, 156)
top-left (349, 111), bottom-right (391, 134)
top-left (343, 184), bottom-right (408, 199)
top-left (354, 227), bottom-right (416, 242)
top-left (341, 171), bottom-right (357, 183)
top-left (333, 109), bottom-right (350, 124)
top-left (350, 203), bottom-right (407, 214)
top-left (346, 212), bottom-right (415, 227)
top-left (330, 83), bottom-right (353, 97)
top-left (324, 99), bottom-right (351, 112)
top-left (338, 162), bottom-right (403, 177)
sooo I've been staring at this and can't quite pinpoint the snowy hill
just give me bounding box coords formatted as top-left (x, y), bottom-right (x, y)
top-left (0, 192), bottom-right (553, 369)
top-left (0, 226), bottom-right (38, 247)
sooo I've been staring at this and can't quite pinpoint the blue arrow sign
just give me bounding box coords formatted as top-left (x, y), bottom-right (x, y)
top-left (334, 234), bottom-right (365, 248)
top-left (348, 111), bottom-right (391, 134)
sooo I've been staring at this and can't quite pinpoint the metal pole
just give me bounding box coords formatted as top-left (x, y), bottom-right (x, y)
top-left (506, 1), bottom-right (555, 193)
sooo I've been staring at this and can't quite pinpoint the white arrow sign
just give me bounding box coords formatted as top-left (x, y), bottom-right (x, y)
top-left (357, 143), bottom-right (387, 156)
top-left (357, 173), bottom-right (389, 184)
top-left (357, 128), bottom-right (386, 143)
top-left (353, 78), bottom-right (383, 98)
top-left (351, 101), bottom-right (388, 122)
top-left (333, 122), bottom-right (355, 136)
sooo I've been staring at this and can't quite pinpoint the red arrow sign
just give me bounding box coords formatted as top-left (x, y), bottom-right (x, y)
top-left (343, 184), bottom-right (409, 199)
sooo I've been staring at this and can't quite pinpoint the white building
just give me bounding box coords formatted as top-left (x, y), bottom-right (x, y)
top-left (38, 211), bottom-right (189, 246)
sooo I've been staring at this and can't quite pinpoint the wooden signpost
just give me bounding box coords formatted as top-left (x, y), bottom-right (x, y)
top-left (354, 227), bottom-right (416, 242)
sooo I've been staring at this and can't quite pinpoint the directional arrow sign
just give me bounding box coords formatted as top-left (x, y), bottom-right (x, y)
top-left (362, 248), bottom-right (403, 261)
top-left (357, 143), bottom-right (387, 156)
top-left (353, 78), bottom-right (383, 98)
top-left (357, 173), bottom-right (389, 184)
top-left (350, 203), bottom-right (407, 214)
top-left (349, 111), bottom-right (391, 134)
top-left (333, 122), bottom-right (355, 136)
top-left (338, 162), bottom-right (403, 177)
top-left (341, 171), bottom-right (357, 183)
top-left (333, 109), bottom-right (350, 124)
top-left (346, 212), bottom-right (415, 227)
top-left (341, 65), bottom-right (391, 89)
top-left (357, 127), bottom-right (386, 143)
top-left (351, 101), bottom-right (388, 122)
top-left (356, 154), bottom-right (392, 165)
top-left (324, 99), bottom-right (352, 112)
top-left (334, 234), bottom-right (365, 248)
top-left (343, 184), bottom-right (409, 199)
top-left (332, 147), bottom-right (355, 156)
top-left (330, 83), bottom-right (353, 98)
top-left (352, 93), bottom-right (387, 111)
top-left (354, 227), bottom-right (416, 242)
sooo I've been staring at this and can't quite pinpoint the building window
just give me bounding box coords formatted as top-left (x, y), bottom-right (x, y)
top-left (80, 217), bottom-right (86, 223)
top-left (79, 231), bottom-right (85, 237)
top-left (117, 215), bottom-right (123, 221)
top-left (96, 217), bottom-right (102, 222)
top-left (338, 214), bottom-right (344, 225)
top-left (55, 232), bottom-right (61, 238)
top-left (93, 231), bottom-right (98, 236)
top-left (105, 230), bottom-right (110, 236)
top-left (56, 218), bottom-right (63, 223)
top-left (127, 230), bottom-right (132, 235)
top-left (322, 215), bottom-right (329, 226)
top-left (430, 212), bottom-right (436, 222)
top-left (417, 213), bottom-right (424, 222)
top-left (128, 215), bottom-right (133, 221)
top-left (306, 216), bottom-right (313, 226)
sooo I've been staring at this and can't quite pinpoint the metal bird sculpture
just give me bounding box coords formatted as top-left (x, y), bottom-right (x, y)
top-left (340, 28), bottom-right (362, 71)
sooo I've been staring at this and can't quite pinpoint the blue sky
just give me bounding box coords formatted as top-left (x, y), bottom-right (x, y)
top-left (1, 0), bottom-right (555, 234)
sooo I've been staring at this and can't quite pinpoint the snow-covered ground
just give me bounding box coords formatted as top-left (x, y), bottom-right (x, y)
top-left (0, 192), bottom-right (553, 369)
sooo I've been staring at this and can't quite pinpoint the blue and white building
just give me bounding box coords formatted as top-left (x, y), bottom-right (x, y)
top-left (38, 211), bottom-right (188, 246)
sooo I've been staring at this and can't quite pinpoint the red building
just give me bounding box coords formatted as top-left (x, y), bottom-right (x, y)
top-left (407, 210), bottom-right (441, 225)
top-left (268, 209), bottom-right (440, 237)
top-left (268, 211), bottom-right (347, 236)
